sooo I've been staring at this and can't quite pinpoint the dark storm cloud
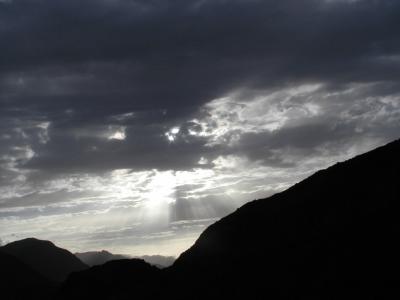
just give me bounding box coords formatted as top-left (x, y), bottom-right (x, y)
top-left (0, 0), bottom-right (399, 176)
top-left (21, 122), bottom-right (216, 175)
top-left (2, 0), bottom-right (400, 256)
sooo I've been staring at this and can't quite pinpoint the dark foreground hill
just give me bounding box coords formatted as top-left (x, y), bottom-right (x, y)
top-left (15, 139), bottom-right (400, 299)
top-left (1, 238), bottom-right (88, 282)
top-left (171, 138), bottom-right (400, 298)
top-left (57, 259), bottom-right (162, 299)
top-left (0, 251), bottom-right (55, 299)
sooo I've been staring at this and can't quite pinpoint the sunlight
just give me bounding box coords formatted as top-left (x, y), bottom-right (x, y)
top-left (141, 171), bottom-right (177, 224)
top-left (144, 171), bottom-right (177, 206)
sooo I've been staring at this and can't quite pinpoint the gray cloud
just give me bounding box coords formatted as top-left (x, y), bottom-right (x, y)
top-left (0, 0), bottom-right (398, 176)
top-left (0, 0), bottom-right (400, 255)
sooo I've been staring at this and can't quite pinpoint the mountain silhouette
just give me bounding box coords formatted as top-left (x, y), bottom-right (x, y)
top-left (57, 259), bottom-right (161, 299)
top-left (0, 251), bottom-right (55, 299)
top-left (170, 138), bottom-right (400, 298)
top-left (76, 251), bottom-right (175, 268)
top-left (13, 138), bottom-right (400, 299)
top-left (1, 238), bottom-right (88, 283)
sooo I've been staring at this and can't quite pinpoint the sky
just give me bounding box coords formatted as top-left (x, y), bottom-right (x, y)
top-left (0, 0), bottom-right (399, 256)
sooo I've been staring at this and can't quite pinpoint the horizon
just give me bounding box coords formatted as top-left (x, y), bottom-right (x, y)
top-left (1, 0), bottom-right (400, 257)
top-left (1, 237), bottom-right (178, 259)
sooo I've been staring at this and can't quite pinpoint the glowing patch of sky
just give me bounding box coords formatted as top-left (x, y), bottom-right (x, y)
top-left (0, 83), bottom-right (399, 256)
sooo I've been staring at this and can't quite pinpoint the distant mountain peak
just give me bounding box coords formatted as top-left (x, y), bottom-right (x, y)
top-left (75, 250), bottom-right (175, 268)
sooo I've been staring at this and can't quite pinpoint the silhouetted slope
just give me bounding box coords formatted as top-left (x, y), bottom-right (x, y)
top-left (57, 259), bottom-right (162, 299)
top-left (57, 139), bottom-right (400, 299)
top-left (1, 238), bottom-right (88, 282)
top-left (172, 139), bottom-right (400, 298)
top-left (0, 251), bottom-right (54, 299)
top-left (75, 250), bottom-right (129, 267)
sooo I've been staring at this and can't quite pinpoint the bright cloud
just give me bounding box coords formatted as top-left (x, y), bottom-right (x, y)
top-left (1, 0), bottom-right (400, 256)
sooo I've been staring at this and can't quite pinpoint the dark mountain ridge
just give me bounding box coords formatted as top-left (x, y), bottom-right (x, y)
top-left (1, 238), bottom-right (88, 283)
top-left (58, 259), bottom-right (162, 299)
top-left (171, 138), bottom-right (400, 298)
top-left (5, 139), bottom-right (400, 299)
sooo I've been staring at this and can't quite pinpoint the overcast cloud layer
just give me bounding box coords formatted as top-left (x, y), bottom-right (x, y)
top-left (1, 0), bottom-right (399, 255)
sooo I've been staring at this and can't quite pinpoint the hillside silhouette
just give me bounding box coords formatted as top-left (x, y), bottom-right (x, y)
top-left (57, 259), bottom-right (162, 299)
top-left (3, 139), bottom-right (400, 299)
top-left (59, 139), bottom-right (400, 299)
top-left (1, 238), bottom-right (88, 283)
top-left (0, 251), bottom-right (55, 299)
top-left (170, 138), bottom-right (400, 298)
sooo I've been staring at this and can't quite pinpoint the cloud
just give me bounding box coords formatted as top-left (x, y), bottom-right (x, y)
top-left (0, 0), bottom-right (399, 175)
top-left (0, 0), bottom-right (399, 255)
